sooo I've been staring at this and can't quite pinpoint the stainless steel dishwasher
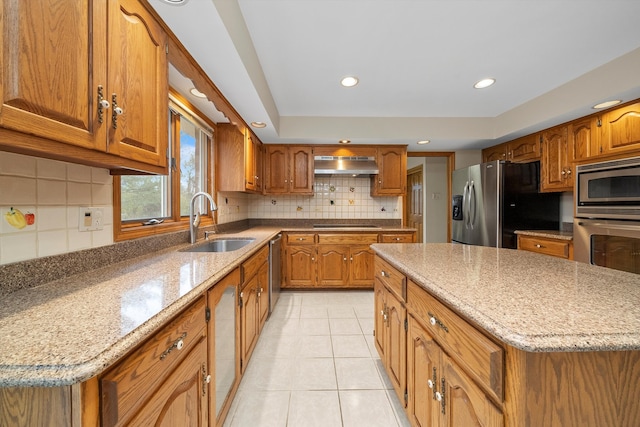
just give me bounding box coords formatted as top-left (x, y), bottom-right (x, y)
top-left (268, 233), bottom-right (282, 314)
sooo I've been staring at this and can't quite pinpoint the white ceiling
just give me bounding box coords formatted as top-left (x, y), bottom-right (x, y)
top-left (150, 0), bottom-right (640, 152)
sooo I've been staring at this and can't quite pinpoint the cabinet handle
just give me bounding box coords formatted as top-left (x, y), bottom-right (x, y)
top-left (350, 256), bottom-right (353, 262)
top-left (297, 237), bottom-right (304, 241)
top-left (428, 312), bottom-right (449, 333)
top-left (381, 270), bottom-right (389, 277)
top-left (160, 332), bottom-right (187, 360)
top-left (535, 244), bottom-right (544, 248)
top-left (430, 367), bottom-right (438, 400)
top-left (561, 170), bottom-right (566, 175)
top-left (566, 168), bottom-right (572, 175)
top-left (202, 364), bottom-right (211, 396)
top-left (439, 378), bottom-right (446, 414)
top-left (97, 85), bottom-right (109, 123)
top-left (111, 94), bottom-right (123, 129)
top-left (343, 257), bottom-right (347, 261)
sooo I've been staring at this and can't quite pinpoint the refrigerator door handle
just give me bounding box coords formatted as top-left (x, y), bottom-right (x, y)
top-left (463, 181), bottom-right (470, 229)
top-left (469, 181), bottom-right (476, 229)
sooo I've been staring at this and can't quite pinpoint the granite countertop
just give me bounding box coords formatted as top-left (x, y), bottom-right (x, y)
top-left (514, 229), bottom-right (574, 240)
top-left (0, 227), bottom-right (281, 388)
top-left (371, 243), bottom-right (640, 353)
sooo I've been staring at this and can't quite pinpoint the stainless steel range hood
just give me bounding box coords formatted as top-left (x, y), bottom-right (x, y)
top-left (314, 156), bottom-right (379, 176)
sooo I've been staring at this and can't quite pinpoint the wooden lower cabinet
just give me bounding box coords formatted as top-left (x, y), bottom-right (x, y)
top-left (374, 260), bottom-right (407, 407)
top-left (100, 297), bottom-right (209, 426)
top-left (517, 234), bottom-right (573, 260)
top-left (239, 245), bottom-right (269, 372)
top-left (407, 316), bottom-right (502, 427)
top-left (284, 232), bottom-right (398, 289)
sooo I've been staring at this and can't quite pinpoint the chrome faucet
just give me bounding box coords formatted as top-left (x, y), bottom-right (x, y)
top-left (189, 192), bottom-right (218, 244)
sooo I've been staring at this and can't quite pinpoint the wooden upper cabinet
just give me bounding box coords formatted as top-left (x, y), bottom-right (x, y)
top-left (106, 0), bottom-right (168, 168)
top-left (540, 125), bottom-right (573, 192)
top-left (507, 134), bottom-right (541, 162)
top-left (599, 101), bottom-right (640, 156)
top-left (482, 143), bottom-right (507, 163)
top-left (0, 0), bottom-right (168, 172)
top-left (0, 0), bottom-right (106, 150)
top-left (371, 146), bottom-right (407, 196)
top-left (217, 125), bottom-right (262, 193)
top-left (264, 145), bottom-right (313, 194)
top-left (571, 115), bottom-right (599, 161)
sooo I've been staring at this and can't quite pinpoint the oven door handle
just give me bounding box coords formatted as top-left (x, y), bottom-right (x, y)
top-left (577, 221), bottom-right (640, 232)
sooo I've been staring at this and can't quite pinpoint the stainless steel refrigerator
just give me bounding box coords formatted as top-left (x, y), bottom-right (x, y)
top-left (451, 161), bottom-right (560, 248)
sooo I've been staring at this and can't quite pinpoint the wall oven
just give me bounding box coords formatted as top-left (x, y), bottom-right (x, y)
top-left (576, 156), bottom-right (640, 220)
top-left (574, 219), bottom-right (640, 274)
top-left (574, 156), bottom-right (640, 274)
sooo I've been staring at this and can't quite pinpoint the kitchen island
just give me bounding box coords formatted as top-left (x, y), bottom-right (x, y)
top-left (371, 243), bottom-right (640, 427)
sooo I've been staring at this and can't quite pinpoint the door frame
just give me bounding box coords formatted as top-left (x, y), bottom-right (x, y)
top-left (407, 152), bottom-right (455, 243)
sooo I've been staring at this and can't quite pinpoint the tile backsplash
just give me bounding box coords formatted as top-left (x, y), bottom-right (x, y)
top-left (0, 152), bottom-right (113, 265)
top-left (218, 176), bottom-right (401, 224)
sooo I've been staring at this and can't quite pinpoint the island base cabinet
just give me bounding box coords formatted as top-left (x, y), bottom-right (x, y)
top-left (504, 347), bottom-right (640, 427)
top-left (374, 275), bottom-right (407, 407)
top-left (407, 315), bottom-right (503, 427)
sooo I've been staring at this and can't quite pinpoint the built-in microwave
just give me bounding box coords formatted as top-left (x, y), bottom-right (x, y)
top-left (575, 156), bottom-right (640, 220)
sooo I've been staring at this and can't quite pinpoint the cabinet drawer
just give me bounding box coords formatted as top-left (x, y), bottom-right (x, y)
top-left (518, 235), bottom-right (571, 259)
top-left (242, 245), bottom-right (269, 281)
top-left (380, 233), bottom-right (414, 243)
top-left (286, 233), bottom-right (316, 245)
top-left (374, 256), bottom-right (406, 301)
top-left (406, 280), bottom-right (503, 402)
top-left (101, 297), bottom-right (207, 426)
top-left (317, 233), bottom-right (378, 245)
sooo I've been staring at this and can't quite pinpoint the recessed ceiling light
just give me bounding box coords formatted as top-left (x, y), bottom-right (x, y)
top-left (339, 139), bottom-right (351, 144)
top-left (160, 0), bottom-right (189, 5)
top-left (189, 87), bottom-right (206, 98)
top-left (251, 121), bottom-right (267, 128)
top-left (417, 140), bottom-right (430, 145)
top-left (474, 78), bottom-right (496, 89)
top-left (340, 76), bottom-right (359, 87)
top-left (592, 100), bottom-right (622, 109)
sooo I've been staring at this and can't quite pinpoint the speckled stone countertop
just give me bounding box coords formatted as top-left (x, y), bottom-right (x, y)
top-left (0, 227), bottom-right (281, 388)
top-left (514, 229), bottom-right (574, 240)
top-left (371, 243), bottom-right (640, 353)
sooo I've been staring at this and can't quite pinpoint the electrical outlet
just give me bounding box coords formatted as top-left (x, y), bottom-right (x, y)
top-left (78, 207), bottom-right (104, 231)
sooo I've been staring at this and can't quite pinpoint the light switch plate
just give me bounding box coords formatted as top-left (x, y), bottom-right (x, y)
top-left (78, 207), bottom-right (104, 231)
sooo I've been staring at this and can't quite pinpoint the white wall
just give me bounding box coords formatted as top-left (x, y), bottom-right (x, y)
top-left (0, 152), bottom-right (114, 265)
top-left (454, 150), bottom-right (482, 169)
top-left (424, 158), bottom-right (448, 242)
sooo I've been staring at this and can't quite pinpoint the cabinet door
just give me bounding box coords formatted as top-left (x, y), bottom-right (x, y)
top-left (541, 125), bottom-right (571, 192)
top-left (508, 134), bottom-right (541, 162)
top-left (106, 0), bottom-right (168, 167)
top-left (372, 147), bottom-right (407, 196)
top-left (373, 278), bottom-right (387, 359)
top-left (571, 116), bottom-right (599, 160)
top-left (385, 291), bottom-right (407, 406)
top-left (440, 353), bottom-right (503, 427)
top-left (407, 316), bottom-right (440, 427)
top-left (349, 245), bottom-right (375, 287)
top-left (264, 145), bottom-right (288, 193)
top-left (482, 143), bottom-right (507, 163)
top-left (289, 146), bottom-right (314, 194)
top-left (254, 138), bottom-right (264, 192)
top-left (600, 102), bottom-right (640, 156)
top-left (0, 0), bottom-right (107, 150)
top-left (257, 262), bottom-right (269, 332)
top-left (285, 245), bottom-right (316, 288)
top-left (126, 338), bottom-right (209, 427)
top-left (317, 245), bottom-right (349, 287)
top-left (240, 277), bottom-right (258, 371)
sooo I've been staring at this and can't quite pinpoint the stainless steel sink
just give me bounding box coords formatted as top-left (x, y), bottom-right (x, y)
top-left (181, 238), bottom-right (255, 253)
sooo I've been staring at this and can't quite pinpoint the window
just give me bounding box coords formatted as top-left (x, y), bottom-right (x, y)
top-left (114, 96), bottom-right (214, 240)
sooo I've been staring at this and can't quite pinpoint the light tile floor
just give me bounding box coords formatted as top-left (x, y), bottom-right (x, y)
top-left (223, 290), bottom-right (411, 427)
